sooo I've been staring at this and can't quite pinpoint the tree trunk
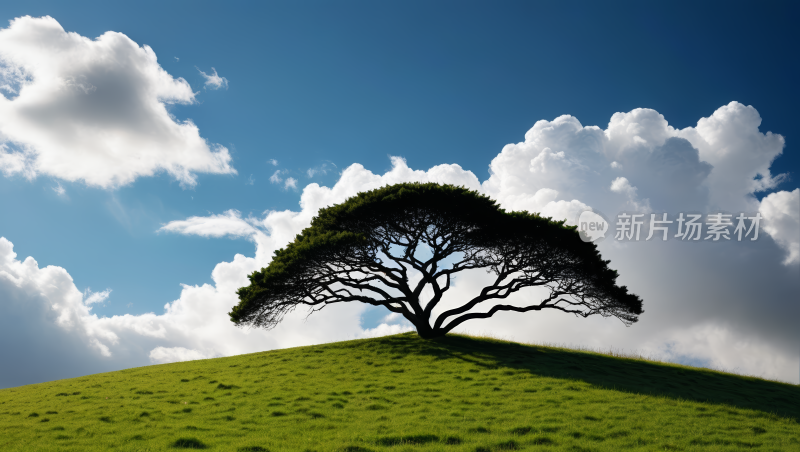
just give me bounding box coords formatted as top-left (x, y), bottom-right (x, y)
top-left (414, 322), bottom-right (446, 339)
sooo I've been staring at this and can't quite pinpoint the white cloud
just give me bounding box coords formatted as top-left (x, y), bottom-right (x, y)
top-left (268, 159), bottom-right (278, 166)
top-left (610, 176), bottom-right (651, 212)
top-left (495, 188), bottom-right (592, 225)
top-left (759, 188), bottom-right (800, 265)
top-left (0, 143), bottom-right (34, 178)
top-left (482, 103), bottom-right (774, 218)
top-left (269, 170), bottom-right (284, 184)
top-left (0, 237), bottom-right (116, 360)
top-left (676, 102), bottom-right (786, 211)
top-left (382, 312), bottom-right (402, 323)
top-left (52, 181), bottom-right (65, 196)
top-left (0, 16), bottom-right (235, 188)
top-left (159, 209), bottom-right (258, 239)
top-left (269, 169), bottom-right (299, 190)
top-left (197, 67), bottom-right (228, 90)
top-left (610, 176), bottom-right (634, 194)
top-left (83, 288), bottom-right (111, 306)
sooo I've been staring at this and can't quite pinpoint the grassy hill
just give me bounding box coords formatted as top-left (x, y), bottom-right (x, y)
top-left (1, 332), bottom-right (799, 451)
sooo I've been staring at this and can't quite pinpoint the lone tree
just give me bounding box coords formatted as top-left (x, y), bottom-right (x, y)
top-left (231, 183), bottom-right (643, 339)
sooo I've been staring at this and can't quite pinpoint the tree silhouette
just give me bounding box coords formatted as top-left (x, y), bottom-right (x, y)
top-left (231, 183), bottom-right (643, 339)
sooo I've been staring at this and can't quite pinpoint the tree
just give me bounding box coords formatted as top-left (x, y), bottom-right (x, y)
top-left (230, 183), bottom-right (643, 339)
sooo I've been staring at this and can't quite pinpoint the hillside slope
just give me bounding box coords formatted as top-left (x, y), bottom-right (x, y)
top-left (1, 333), bottom-right (798, 451)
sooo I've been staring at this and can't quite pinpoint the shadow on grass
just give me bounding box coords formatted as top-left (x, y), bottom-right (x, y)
top-left (364, 333), bottom-right (800, 421)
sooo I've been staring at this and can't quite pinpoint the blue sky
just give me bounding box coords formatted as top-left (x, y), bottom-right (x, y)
top-left (0, 1), bottom-right (798, 388)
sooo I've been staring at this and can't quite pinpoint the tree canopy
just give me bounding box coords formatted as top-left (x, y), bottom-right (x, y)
top-left (231, 183), bottom-right (643, 339)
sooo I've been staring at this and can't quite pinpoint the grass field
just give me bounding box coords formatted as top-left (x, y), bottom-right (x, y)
top-left (1, 332), bottom-right (799, 451)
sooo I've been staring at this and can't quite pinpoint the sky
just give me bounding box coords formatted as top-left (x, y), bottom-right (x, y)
top-left (0, 0), bottom-right (798, 388)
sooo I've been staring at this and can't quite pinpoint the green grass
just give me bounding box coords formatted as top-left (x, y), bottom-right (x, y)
top-left (1, 332), bottom-right (799, 451)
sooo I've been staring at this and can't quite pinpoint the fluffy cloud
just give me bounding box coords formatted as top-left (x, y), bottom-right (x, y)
top-left (609, 176), bottom-right (651, 212)
top-left (0, 16), bottom-right (235, 188)
top-left (159, 209), bottom-right (258, 239)
top-left (677, 102), bottom-right (786, 211)
top-left (482, 102), bottom-right (794, 253)
top-left (1, 103), bottom-right (798, 388)
top-left (759, 188), bottom-right (800, 265)
top-left (269, 169), bottom-right (301, 190)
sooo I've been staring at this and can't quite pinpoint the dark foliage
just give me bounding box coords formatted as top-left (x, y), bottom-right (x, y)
top-left (231, 183), bottom-right (642, 338)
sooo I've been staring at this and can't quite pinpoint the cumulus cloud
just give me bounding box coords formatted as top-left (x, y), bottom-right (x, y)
top-left (759, 188), bottom-right (800, 265)
top-left (481, 102), bottom-right (793, 249)
top-left (610, 176), bottom-right (651, 212)
top-left (0, 236), bottom-right (120, 365)
top-left (0, 16), bottom-right (235, 188)
top-left (676, 102), bottom-right (786, 211)
top-left (610, 177), bottom-right (634, 194)
top-left (197, 67), bottom-right (228, 90)
top-left (1, 103), bottom-right (798, 387)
